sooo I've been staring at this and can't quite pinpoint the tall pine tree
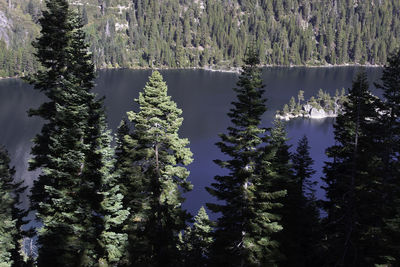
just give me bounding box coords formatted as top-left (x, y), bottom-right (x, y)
top-left (83, 103), bottom-right (129, 266)
top-left (322, 71), bottom-right (384, 266)
top-left (0, 146), bottom-right (28, 267)
top-left (206, 48), bottom-right (286, 267)
top-left (179, 206), bottom-right (214, 267)
top-left (26, 1), bottom-right (127, 265)
top-left (118, 71), bottom-right (193, 266)
top-left (286, 135), bottom-right (322, 267)
top-left (374, 49), bottom-right (400, 264)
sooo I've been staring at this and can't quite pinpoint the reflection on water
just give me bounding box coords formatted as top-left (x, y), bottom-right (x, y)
top-left (0, 67), bottom-right (382, 218)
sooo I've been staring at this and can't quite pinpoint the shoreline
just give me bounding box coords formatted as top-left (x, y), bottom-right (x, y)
top-left (0, 63), bottom-right (384, 80)
top-left (276, 113), bottom-right (338, 121)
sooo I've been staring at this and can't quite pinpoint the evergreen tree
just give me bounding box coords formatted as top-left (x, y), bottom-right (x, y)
top-left (292, 136), bottom-right (316, 200)
top-left (269, 120), bottom-right (292, 177)
top-left (0, 146), bottom-right (28, 267)
top-left (266, 120), bottom-right (304, 266)
top-left (26, 1), bottom-right (127, 265)
top-left (285, 135), bottom-right (322, 266)
top-left (27, 1), bottom-right (94, 263)
top-left (120, 71), bottom-right (193, 266)
top-left (374, 49), bottom-right (400, 264)
top-left (206, 48), bottom-right (286, 267)
top-left (179, 206), bottom-right (214, 267)
top-left (0, 146), bottom-right (18, 267)
top-left (114, 119), bottom-right (148, 265)
top-left (321, 71), bottom-right (383, 266)
top-left (84, 104), bottom-right (130, 266)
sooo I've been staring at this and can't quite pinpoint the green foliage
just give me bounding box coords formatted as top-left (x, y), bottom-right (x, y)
top-left (297, 90), bottom-right (304, 104)
top-left (0, 147), bottom-right (17, 267)
top-left (373, 49), bottom-right (400, 264)
top-left (285, 135), bottom-right (322, 266)
top-left (118, 71), bottom-right (193, 266)
top-left (282, 104), bottom-right (289, 115)
top-left (278, 88), bottom-right (350, 118)
top-left (0, 146), bottom-right (28, 267)
top-left (179, 206), bottom-right (214, 267)
top-left (289, 96), bottom-right (296, 112)
top-left (321, 71), bottom-right (385, 266)
top-left (26, 1), bottom-right (127, 265)
top-left (206, 48), bottom-right (285, 266)
top-left (292, 136), bottom-right (316, 198)
top-left (267, 120), bottom-right (303, 265)
top-left (84, 105), bottom-right (130, 266)
top-left (2, 0), bottom-right (400, 76)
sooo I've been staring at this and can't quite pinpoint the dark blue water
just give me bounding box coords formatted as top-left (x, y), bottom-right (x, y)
top-left (0, 67), bottom-right (383, 219)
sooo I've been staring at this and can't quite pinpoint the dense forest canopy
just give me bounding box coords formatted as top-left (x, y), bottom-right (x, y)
top-left (1, 0), bottom-right (400, 77)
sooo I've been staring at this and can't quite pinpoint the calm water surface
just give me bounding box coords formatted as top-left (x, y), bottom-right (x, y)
top-left (0, 67), bottom-right (383, 219)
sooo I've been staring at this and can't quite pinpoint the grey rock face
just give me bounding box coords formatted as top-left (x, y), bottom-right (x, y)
top-left (0, 11), bottom-right (11, 47)
top-left (310, 108), bottom-right (326, 118)
top-left (303, 104), bottom-right (312, 114)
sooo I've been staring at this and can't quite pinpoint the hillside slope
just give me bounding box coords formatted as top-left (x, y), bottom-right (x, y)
top-left (1, 0), bottom-right (399, 77)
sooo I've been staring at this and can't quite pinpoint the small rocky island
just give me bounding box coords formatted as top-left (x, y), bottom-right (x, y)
top-left (276, 89), bottom-right (348, 120)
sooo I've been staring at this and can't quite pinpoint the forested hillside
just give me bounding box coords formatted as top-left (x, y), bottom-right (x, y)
top-left (1, 0), bottom-right (400, 77)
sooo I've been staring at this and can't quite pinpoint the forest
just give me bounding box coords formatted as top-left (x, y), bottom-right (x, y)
top-left (1, 0), bottom-right (400, 266)
top-left (1, 0), bottom-right (400, 77)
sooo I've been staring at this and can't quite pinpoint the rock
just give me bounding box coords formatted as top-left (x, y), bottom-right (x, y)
top-left (275, 114), bottom-right (290, 121)
top-left (303, 104), bottom-right (312, 114)
top-left (310, 108), bottom-right (326, 118)
top-left (0, 11), bottom-right (12, 47)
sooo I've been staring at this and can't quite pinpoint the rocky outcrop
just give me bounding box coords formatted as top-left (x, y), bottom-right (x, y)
top-left (310, 108), bottom-right (327, 118)
top-left (276, 93), bottom-right (344, 121)
top-left (0, 11), bottom-right (12, 47)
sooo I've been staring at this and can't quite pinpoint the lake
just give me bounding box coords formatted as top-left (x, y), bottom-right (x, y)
top-left (0, 67), bottom-right (383, 219)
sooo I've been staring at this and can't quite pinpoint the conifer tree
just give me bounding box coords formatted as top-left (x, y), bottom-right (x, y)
top-left (0, 146), bottom-right (18, 267)
top-left (269, 120), bottom-right (292, 178)
top-left (27, 1), bottom-right (94, 263)
top-left (26, 1), bottom-right (127, 265)
top-left (179, 206), bottom-right (214, 267)
top-left (83, 104), bottom-right (129, 266)
top-left (206, 48), bottom-right (286, 267)
top-left (114, 119), bottom-right (148, 265)
top-left (374, 49), bottom-right (400, 264)
top-left (292, 136), bottom-right (316, 198)
top-left (97, 127), bottom-right (130, 265)
top-left (265, 120), bottom-right (320, 266)
top-left (0, 146), bottom-right (28, 267)
top-left (322, 71), bottom-right (383, 266)
top-left (120, 71), bottom-right (193, 267)
top-left (286, 135), bottom-right (322, 266)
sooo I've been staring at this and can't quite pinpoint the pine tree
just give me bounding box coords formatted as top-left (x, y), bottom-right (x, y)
top-left (286, 135), bottom-right (322, 266)
top-left (114, 119), bottom-right (148, 265)
top-left (321, 71), bottom-right (383, 266)
top-left (26, 1), bottom-right (126, 265)
top-left (292, 136), bottom-right (316, 198)
top-left (0, 146), bottom-right (18, 267)
top-left (206, 48), bottom-right (286, 267)
top-left (120, 71), bottom-right (193, 267)
top-left (179, 206), bottom-right (214, 267)
top-left (0, 146), bottom-right (28, 267)
top-left (374, 49), bottom-right (400, 264)
top-left (83, 103), bottom-right (129, 266)
top-left (27, 1), bottom-right (94, 263)
top-left (98, 127), bottom-right (130, 265)
top-left (266, 120), bottom-right (302, 266)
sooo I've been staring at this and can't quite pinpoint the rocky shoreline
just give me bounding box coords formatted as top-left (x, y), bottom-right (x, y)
top-left (0, 64), bottom-right (384, 80)
top-left (275, 104), bottom-right (340, 120)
